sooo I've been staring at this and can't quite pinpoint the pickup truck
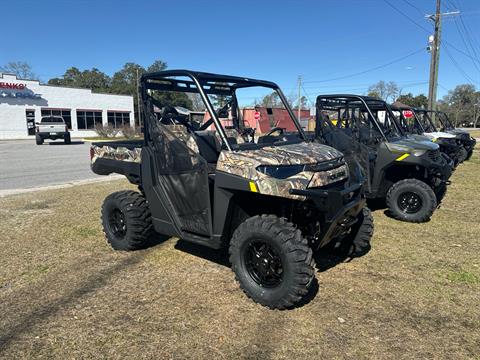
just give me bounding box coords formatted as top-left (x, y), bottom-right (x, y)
top-left (35, 116), bottom-right (71, 145)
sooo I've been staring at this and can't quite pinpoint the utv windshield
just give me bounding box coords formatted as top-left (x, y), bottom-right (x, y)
top-left (141, 71), bottom-right (306, 151)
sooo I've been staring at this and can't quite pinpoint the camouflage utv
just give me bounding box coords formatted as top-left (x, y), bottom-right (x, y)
top-left (91, 70), bottom-right (372, 309)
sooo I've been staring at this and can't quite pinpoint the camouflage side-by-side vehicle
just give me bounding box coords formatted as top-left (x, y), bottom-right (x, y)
top-left (314, 95), bottom-right (453, 223)
top-left (90, 70), bottom-right (373, 309)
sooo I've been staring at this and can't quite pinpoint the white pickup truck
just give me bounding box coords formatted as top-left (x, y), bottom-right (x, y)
top-left (35, 116), bottom-right (71, 145)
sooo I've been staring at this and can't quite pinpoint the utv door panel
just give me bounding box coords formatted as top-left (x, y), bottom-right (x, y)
top-left (149, 123), bottom-right (212, 237)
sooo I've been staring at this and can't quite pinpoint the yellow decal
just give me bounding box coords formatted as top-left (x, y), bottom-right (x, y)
top-left (395, 153), bottom-right (410, 161)
top-left (431, 138), bottom-right (437, 142)
top-left (249, 181), bottom-right (258, 192)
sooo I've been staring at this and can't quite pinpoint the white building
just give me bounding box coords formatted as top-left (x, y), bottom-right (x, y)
top-left (0, 73), bottom-right (135, 139)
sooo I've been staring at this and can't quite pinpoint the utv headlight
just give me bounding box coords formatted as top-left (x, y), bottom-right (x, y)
top-left (387, 143), bottom-right (412, 153)
top-left (256, 164), bottom-right (305, 179)
top-left (411, 149), bottom-right (427, 157)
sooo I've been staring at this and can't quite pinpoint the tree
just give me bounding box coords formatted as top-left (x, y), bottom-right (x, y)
top-left (367, 81), bottom-right (399, 102)
top-left (441, 84), bottom-right (477, 126)
top-left (48, 67), bottom-right (111, 92)
top-left (260, 92), bottom-right (281, 108)
top-left (396, 93), bottom-right (428, 108)
top-left (0, 61), bottom-right (37, 80)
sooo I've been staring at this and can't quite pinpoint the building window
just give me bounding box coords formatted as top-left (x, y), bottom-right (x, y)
top-left (41, 109), bottom-right (72, 129)
top-left (107, 111), bottom-right (130, 128)
top-left (77, 111), bottom-right (102, 129)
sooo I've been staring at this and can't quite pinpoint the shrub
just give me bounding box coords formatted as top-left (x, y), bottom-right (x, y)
top-left (121, 125), bottom-right (141, 139)
top-left (94, 124), bottom-right (119, 138)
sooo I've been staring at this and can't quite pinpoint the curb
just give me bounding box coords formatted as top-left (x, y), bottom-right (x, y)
top-left (0, 175), bottom-right (124, 198)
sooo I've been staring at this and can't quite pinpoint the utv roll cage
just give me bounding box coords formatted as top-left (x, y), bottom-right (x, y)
top-left (316, 94), bottom-right (404, 142)
top-left (411, 108), bottom-right (439, 133)
top-left (390, 104), bottom-right (427, 136)
top-left (140, 70), bottom-right (307, 149)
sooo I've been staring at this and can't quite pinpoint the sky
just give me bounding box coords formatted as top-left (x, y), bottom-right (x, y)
top-left (2, 0), bottom-right (480, 103)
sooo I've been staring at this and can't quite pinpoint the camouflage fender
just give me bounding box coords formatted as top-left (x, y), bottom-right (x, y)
top-left (91, 145), bottom-right (142, 164)
top-left (217, 142), bottom-right (348, 199)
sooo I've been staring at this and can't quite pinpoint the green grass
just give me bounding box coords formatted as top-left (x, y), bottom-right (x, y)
top-left (0, 147), bottom-right (479, 359)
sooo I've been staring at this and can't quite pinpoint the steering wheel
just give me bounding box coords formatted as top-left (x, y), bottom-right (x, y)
top-left (160, 106), bottom-right (179, 125)
top-left (266, 127), bottom-right (284, 136)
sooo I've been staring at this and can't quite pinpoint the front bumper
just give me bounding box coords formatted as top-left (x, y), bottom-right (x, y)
top-left (290, 182), bottom-right (365, 249)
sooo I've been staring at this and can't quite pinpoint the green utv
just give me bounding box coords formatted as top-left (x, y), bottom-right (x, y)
top-left (390, 103), bottom-right (463, 167)
top-left (90, 70), bottom-right (373, 309)
top-left (314, 95), bottom-right (453, 223)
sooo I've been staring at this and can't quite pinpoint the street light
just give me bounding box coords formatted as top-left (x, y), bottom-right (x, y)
top-left (474, 103), bottom-right (479, 129)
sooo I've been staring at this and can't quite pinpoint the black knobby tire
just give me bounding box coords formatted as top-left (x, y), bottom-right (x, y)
top-left (35, 135), bottom-right (43, 145)
top-left (101, 190), bottom-right (153, 250)
top-left (340, 207), bottom-right (374, 258)
top-left (386, 179), bottom-right (437, 223)
top-left (457, 146), bottom-right (468, 163)
top-left (64, 133), bottom-right (71, 144)
top-left (465, 149), bottom-right (473, 161)
top-left (229, 215), bottom-right (315, 309)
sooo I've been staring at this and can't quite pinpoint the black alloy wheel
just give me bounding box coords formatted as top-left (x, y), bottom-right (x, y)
top-left (397, 191), bottom-right (423, 214)
top-left (245, 240), bottom-right (283, 288)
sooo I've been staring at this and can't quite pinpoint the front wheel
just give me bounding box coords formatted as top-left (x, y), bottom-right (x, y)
top-left (229, 215), bottom-right (315, 309)
top-left (386, 179), bottom-right (437, 223)
top-left (35, 134), bottom-right (43, 145)
top-left (64, 133), bottom-right (71, 144)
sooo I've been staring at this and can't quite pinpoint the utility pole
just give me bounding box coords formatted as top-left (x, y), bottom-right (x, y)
top-left (297, 75), bottom-right (302, 123)
top-left (136, 68), bottom-right (142, 129)
top-left (427, 0), bottom-right (442, 114)
top-left (426, 0), bottom-right (460, 117)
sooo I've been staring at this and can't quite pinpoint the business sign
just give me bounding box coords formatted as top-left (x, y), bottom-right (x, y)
top-left (0, 82), bottom-right (41, 99)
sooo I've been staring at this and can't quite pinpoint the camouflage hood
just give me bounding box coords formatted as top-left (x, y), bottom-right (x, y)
top-left (229, 141), bottom-right (343, 166)
top-left (217, 142), bottom-right (348, 200)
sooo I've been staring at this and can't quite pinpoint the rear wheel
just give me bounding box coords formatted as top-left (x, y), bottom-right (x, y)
top-left (101, 190), bottom-right (153, 250)
top-left (386, 179), bottom-right (436, 223)
top-left (35, 135), bottom-right (43, 145)
top-left (229, 215), bottom-right (315, 309)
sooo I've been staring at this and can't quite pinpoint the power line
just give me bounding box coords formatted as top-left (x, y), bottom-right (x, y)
top-left (303, 48), bottom-right (424, 84)
top-left (383, 0), bottom-right (431, 33)
top-left (443, 45), bottom-right (478, 84)
top-left (400, 0), bottom-right (425, 17)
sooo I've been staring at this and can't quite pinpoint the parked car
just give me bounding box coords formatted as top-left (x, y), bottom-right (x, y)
top-left (35, 116), bottom-right (71, 145)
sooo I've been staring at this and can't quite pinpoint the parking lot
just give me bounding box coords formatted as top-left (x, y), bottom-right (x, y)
top-left (0, 139), bottom-right (113, 194)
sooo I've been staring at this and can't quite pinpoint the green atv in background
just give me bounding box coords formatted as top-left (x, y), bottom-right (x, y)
top-left (315, 95), bottom-right (453, 223)
top-left (90, 70), bottom-right (373, 309)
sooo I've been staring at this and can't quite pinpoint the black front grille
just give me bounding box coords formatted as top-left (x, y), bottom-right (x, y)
top-left (428, 149), bottom-right (441, 162)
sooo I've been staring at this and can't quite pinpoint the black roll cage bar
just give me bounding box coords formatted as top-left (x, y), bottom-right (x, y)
top-left (412, 108), bottom-right (439, 132)
top-left (316, 94), bottom-right (400, 141)
top-left (140, 70), bottom-right (307, 151)
top-left (390, 104), bottom-right (427, 135)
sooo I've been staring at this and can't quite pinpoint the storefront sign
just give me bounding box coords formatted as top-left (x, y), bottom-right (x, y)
top-left (0, 82), bottom-right (41, 99)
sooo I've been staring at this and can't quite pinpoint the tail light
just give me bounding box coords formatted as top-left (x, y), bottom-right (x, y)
top-left (65, 125), bottom-right (68, 132)
top-left (36, 126), bottom-right (39, 132)
top-left (89, 146), bottom-right (94, 160)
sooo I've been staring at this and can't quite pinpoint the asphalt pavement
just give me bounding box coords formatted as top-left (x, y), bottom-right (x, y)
top-left (0, 139), bottom-right (109, 191)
